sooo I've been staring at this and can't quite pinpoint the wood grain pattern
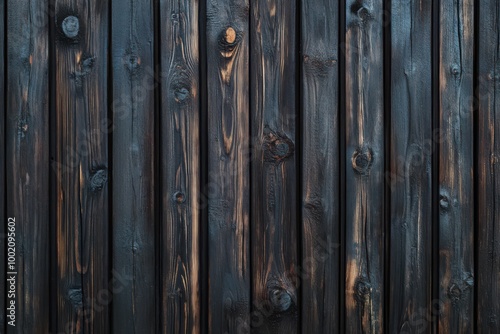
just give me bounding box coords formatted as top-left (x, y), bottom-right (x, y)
top-left (251, 0), bottom-right (299, 332)
top-left (159, 0), bottom-right (200, 332)
top-left (5, 0), bottom-right (50, 331)
top-left (111, 0), bottom-right (156, 332)
top-left (301, 0), bottom-right (340, 332)
top-left (438, 0), bottom-right (475, 332)
top-left (477, 0), bottom-right (500, 332)
top-left (344, 0), bottom-right (385, 332)
top-left (53, 0), bottom-right (110, 332)
top-left (389, 0), bottom-right (433, 332)
top-left (206, 0), bottom-right (251, 333)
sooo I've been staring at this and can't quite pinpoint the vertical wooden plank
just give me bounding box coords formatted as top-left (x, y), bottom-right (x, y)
top-left (111, 0), bottom-right (156, 332)
top-left (438, 0), bottom-right (474, 332)
top-left (53, 0), bottom-right (109, 331)
top-left (477, 0), bottom-right (500, 332)
top-left (206, 0), bottom-right (251, 333)
top-left (5, 0), bottom-right (50, 331)
top-left (251, 0), bottom-right (299, 332)
top-left (389, 0), bottom-right (433, 332)
top-left (344, 0), bottom-right (385, 332)
top-left (301, 0), bottom-right (340, 332)
top-left (159, 0), bottom-right (200, 332)
top-left (0, 0), bottom-right (5, 329)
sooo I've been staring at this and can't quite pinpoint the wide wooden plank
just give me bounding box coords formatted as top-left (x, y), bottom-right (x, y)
top-left (0, 0), bottom-right (5, 330)
top-left (344, 0), bottom-right (385, 332)
top-left (53, 0), bottom-right (110, 332)
top-left (206, 0), bottom-right (251, 332)
top-left (477, 0), bottom-right (500, 332)
top-left (389, 0), bottom-right (433, 332)
top-left (159, 0), bottom-right (200, 332)
top-left (438, 0), bottom-right (474, 332)
top-left (5, 0), bottom-right (50, 331)
top-left (301, 0), bottom-right (340, 332)
top-left (111, 0), bottom-right (156, 332)
top-left (250, 0), bottom-right (299, 332)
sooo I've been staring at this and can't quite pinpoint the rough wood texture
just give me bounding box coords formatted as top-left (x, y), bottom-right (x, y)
top-left (111, 0), bottom-right (156, 332)
top-left (206, 0), bottom-right (251, 333)
top-left (5, 0), bottom-right (50, 332)
top-left (389, 0), bottom-right (433, 332)
top-left (251, 0), bottom-right (299, 332)
top-left (344, 0), bottom-right (385, 332)
top-left (301, 0), bottom-right (340, 332)
top-left (159, 0), bottom-right (200, 332)
top-left (438, 0), bottom-right (475, 332)
top-left (477, 0), bottom-right (500, 332)
top-left (53, 0), bottom-right (110, 332)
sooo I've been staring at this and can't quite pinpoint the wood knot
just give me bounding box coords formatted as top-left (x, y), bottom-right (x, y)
top-left (269, 288), bottom-right (292, 312)
top-left (17, 120), bottom-right (29, 137)
top-left (125, 54), bottom-right (141, 73)
top-left (350, 1), bottom-right (372, 22)
top-left (62, 15), bottom-right (79, 39)
top-left (450, 64), bottom-right (461, 78)
top-left (89, 168), bottom-right (108, 192)
top-left (67, 288), bottom-right (83, 310)
top-left (172, 191), bottom-right (186, 204)
top-left (174, 87), bottom-right (190, 102)
top-left (351, 147), bottom-right (373, 175)
top-left (263, 130), bottom-right (294, 163)
top-left (354, 277), bottom-right (371, 303)
top-left (439, 195), bottom-right (449, 210)
top-left (225, 27), bottom-right (236, 44)
top-left (447, 283), bottom-right (462, 301)
top-left (219, 27), bottom-right (241, 58)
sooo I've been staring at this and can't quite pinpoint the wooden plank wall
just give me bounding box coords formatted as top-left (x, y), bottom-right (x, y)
top-left (1, 0), bottom-right (500, 333)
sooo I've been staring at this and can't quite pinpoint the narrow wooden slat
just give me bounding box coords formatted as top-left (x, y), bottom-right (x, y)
top-left (438, 0), bottom-right (475, 332)
top-left (111, 0), bottom-right (156, 331)
top-left (477, 0), bottom-right (500, 332)
top-left (301, 0), bottom-right (340, 332)
top-left (53, 0), bottom-right (110, 331)
top-left (389, 0), bottom-right (433, 332)
top-left (5, 0), bottom-right (50, 331)
top-left (159, 0), bottom-right (200, 332)
top-left (250, 0), bottom-right (299, 332)
top-left (344, 0), bottom-right (385, 332)
top-left (206, 0), bottom-right (251, 332)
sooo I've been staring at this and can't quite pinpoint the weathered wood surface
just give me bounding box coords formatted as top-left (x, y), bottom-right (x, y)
top-left (301, 0), bottom-right (340, 332)
top-left (5, 0), bottom-right (50, 332)
top-left (438, 0), bottom-right (475, 332)
top-left (344, 0), bottom-right (385, 332)
top-left (1, 1), bottom-right (500, 333)
top-left (53, 0), bottom-right (110, 332)
top-left (206, 0), bottom-right (251, 333)
top-left (250, 0), bottom-right (299, 332)
top-left (159, 0), bottom-right (201, 332)
top-left (111, 0), bottom-right (156, 332)
top-left (477, 0), bottom-right (500, 332)
top-left (389, 0), bottom-right (433, 333)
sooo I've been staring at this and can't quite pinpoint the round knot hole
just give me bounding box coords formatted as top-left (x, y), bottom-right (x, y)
top-left (352, 147), bottom-right (373, 175)
top-left (62, 16), bottom-right (79, 39)
top-left (173, 192), bottom-right (186, 204)
top-left (269, 288), bottom-right (292, 312)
